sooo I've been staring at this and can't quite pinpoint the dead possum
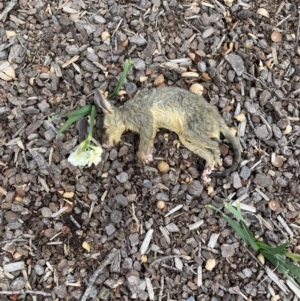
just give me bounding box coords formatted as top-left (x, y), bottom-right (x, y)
top-left (94, 86), bottom-right (241, 181)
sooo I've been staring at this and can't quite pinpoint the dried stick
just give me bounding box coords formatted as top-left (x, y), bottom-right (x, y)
top-left (0, 0), bottom-right (17, 21)
top-left (158, 275), bottom-right (164, 301)
top-left (0, 290), bottom-right (51, 297)
top-left (81, 249), bottom-right (118, 301)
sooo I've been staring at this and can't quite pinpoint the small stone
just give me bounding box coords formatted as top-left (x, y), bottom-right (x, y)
top-left (125, 83), bottom-right (137, 95)
top-left (232, 172), bottom-right (242, 189)
top-left (110, 149), bottom-right (118, 160)
top-left (225, 53), bottom-right (245, 76)
top-left (110, 210), bottom-right (122, 224)
top-left (34, 264), bottom-right (44, 275)
top-left (116, 172), bottom-right (128, 183)
top-left (105, 223), bottom-right (116, 236)
top-left (94, 15), bottom-right (106, 24)
top-left (202, 27), bottom-right (215, 38)
top-left (188, 180), bottom-right (203, 196)
top-left (254, 125), bottom-right (269, 139)
top-left (253, 174), bottom-right (273, 187)
top-left (155, 193), bottom-right (169, 201)
top-left (221, 244), bottom-right (235, 258)
top-left (114, 194), bottom-right (128, 207)
top-left (54, 285), bottom-right (67, 299)
top-left (132, 58), bottom-right (145, 70)
top-left (10, 277), bottom-right (25, 290)
top-left (240, 166), bottom-right (251, 179)
top-left (66, 45), bottom-right (79, 55)
top-left (41, 207), bottom-right (52, 217)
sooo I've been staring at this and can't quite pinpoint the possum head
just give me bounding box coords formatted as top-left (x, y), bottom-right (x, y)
top-left (94, 89), bottom-right (125, 148)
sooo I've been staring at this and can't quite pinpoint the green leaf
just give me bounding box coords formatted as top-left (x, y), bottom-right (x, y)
top-left (108, 59), bottom-right (132, 100)
top-left (56, 113), bottom-right (85, 137)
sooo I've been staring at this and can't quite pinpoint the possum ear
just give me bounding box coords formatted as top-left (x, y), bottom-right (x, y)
top-left (94, 89), bottom-right (114, 114)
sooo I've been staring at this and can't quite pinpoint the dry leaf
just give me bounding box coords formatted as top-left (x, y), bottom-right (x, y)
top-left (82, 241), bottom-right (91, 252)
top-left (181, 72), bottom-right (199, 78)
top-left (283, 124), bottom-right (292, 135)
top-left (154, 74), bottom-right (164, 86)
top-left (0, 61), bottom-right (16, 81)
top-left (234, 113), bottom-right (246, 122)
top-left (257, 253), bottom-right (265, 264)
top-left (6, 30), bottom-right (17, 38)
top-left (101, 31), bottom-right (110, 41)
top-left (257, 8), bottom-right (269, 18)
top-left (63, 191), bottom-right (74, 198)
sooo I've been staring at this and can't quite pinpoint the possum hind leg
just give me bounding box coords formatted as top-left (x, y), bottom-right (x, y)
top-left (179, 135), bottom-right (222, 182)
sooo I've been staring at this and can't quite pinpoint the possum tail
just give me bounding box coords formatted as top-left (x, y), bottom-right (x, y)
top-left (211, 124), bottom-right (241, 178)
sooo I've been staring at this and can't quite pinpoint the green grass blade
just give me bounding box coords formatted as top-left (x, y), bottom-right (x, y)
top-left (261, 242), bottom-right (290, 256)
top-left (108, 59), bottom-right (132, 100)
top-left (66, 104), bottom-right (92, 117)
top-left (56, 114), bottom-right (84, 137)
top-left (285, 252), bottom-right (300, 262)
top-left (50, 104), bottom-right (92, 121)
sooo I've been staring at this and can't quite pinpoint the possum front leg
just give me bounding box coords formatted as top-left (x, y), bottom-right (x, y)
top-left (136, 126), bottom-right (157, 164)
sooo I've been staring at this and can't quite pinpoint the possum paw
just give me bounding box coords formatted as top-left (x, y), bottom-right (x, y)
top-left (137, 149), bottom-right (153, 164)
top-left (102, 142), bottom-right (114, 149)
top-left (201, 162), bottom-right (215, 183)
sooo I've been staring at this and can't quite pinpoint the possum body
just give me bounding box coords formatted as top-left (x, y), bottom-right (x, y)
top-left (94, 86), bottom-right (241, 178)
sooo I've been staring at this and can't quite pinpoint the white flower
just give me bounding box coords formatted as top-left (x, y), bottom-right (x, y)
top-left (87, 146), bottom-right (103, 167)
top-left (68, 145), bottom-right (103, 167)
top-left (68, 148), bottom-right (90, 167)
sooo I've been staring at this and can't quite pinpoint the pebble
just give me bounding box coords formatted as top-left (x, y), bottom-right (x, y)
top-left (114, 194), bottom-right (128, 207)
top-left (188, 180), bottom-right (203, 196)
top-left (110, 210), bottom-right (122, 224)
top-left (105, 223), bottom-right (116, 236)
top-left (10, 277), bottom-right (25, 290)
top-left (240, 166), bottom-right (251, 179)
top-left (34, 264), bottom-right (44, 275)
top-left (225, 53), bottom-right (245, 76)
top-left (116, 172), bottom-right (129, 183)
top-left (253, 174), bottom-right (273, 187)
top-left (110, 149), bottom-right (118, 160)
top-left (132, 58), bottom-right (146, 70)
top-left (94, 15), bottom-right (106, 24)
top-left (232, 172), bottom-right (242, 189)
top-left (202, 27), bottom-right (215, 38)
top-left (41, 207), bottom-right (52, 217)
top-left (54, 285), bottom-right (67, 299)
top-left (221, 244), bottom-right (235, 257)
top-left (254, 125), bottom-right (269, 139)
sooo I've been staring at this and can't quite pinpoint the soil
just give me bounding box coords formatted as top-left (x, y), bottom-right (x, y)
top-left (1, 0), bottom-right (300, 300)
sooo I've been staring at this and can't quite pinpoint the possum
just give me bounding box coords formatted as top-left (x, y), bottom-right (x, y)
top-left (94, 86), bottom-right (241, 182)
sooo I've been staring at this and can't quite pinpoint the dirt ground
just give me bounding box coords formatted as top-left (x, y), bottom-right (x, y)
top-left (1, 0), bottom-right (300, 300)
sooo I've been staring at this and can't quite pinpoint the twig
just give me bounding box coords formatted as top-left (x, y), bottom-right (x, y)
top-left (81, 249), bottom-right (118, 301)
top-left (243, 72), bottom-right (268, 89)
top-left (158, 275), bottom-right (164, 301)
top-left (0, 0), bottom-right (17, 21)
top-left (296, 9), bottom-right (300, 50)
top-left (275, 14), bottom-right (291, 27)
top-left (150, 255), bottom-right (191, 267)
top-left (0, 290), bottom-right (51, 297)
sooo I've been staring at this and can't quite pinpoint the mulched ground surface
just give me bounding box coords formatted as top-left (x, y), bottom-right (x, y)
top-left (1, 0), bottom-right (300, 300)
